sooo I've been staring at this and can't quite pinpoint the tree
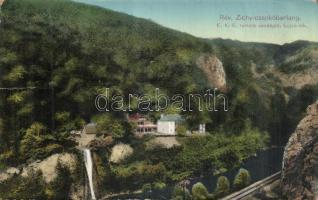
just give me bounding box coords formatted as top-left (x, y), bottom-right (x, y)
top-left (94, 114), bottom-right (128, 139)
top-left (214, 176), bottom-right (230, 198)
top-left (0, 170), bottom-right (47, 199)
top-left (20, 122), bottom-right (47, 157)
top-left (48, 161), bottom-right (72, 200)
top-left (176, 125), bottom-right (187, 136)
top-left (233, 168), bottom-right (251, 190)
top-left (19, 123), bottom-right (64, 160)
top-left (192, 182), bottom-right (214, 200)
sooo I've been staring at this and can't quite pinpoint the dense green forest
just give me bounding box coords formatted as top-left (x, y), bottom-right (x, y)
top-left (0, 0), bottom-right (318, 198)
top-left (0, 0), bottom-right (213, 164)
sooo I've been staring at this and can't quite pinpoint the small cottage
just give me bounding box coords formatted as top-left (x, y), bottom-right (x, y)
top-left (157, 114), bottom-right (183, 135)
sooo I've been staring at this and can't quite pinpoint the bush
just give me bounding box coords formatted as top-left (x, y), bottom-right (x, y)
top-left (176, 125), bottom-right (187, 136)
top-left (153, 182), bottom-right (166, 190)
top-left (192, 182), bottom-right (214, 200)
top-left (214, 176), bottom-right (230, 198)
top-left (172, 185), bottom-right (192, 200)
top-left (233, 168), bottom-right (251, 190)
top-left (142, 183), bottom-right (152, 194)
top-left (110, 162), bottom-right (167, 191)
top-left (142, 183), bottom-right (152, 198)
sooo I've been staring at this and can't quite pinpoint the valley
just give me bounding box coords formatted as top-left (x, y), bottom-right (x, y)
top-left (0, 0), bottom-right (317, 199)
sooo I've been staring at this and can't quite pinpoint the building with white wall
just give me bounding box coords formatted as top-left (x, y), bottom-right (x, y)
top-left (157, 114), bottom-right (183, 135)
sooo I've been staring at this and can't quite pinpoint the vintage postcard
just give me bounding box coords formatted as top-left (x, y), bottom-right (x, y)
top-left (0, 0), bottom-right (317, 199)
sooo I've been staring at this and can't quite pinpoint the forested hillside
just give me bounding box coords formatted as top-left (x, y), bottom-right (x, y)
top-left (0, 0), bottom-right (317, 198)
top-left (208, 38), bottom-right (318, 143)
top-left (0, 0), bottom-right (317, 165)
top-left (0, 0), bottom-right (213, 164)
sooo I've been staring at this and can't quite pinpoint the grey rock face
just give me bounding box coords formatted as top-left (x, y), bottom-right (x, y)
top-left (196, 54), bottom-right (227, 92)
top-left (282, 101), bottom-right (318, 200)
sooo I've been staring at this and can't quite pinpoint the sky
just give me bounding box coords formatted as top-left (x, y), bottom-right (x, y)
top-left (73, 0), bottom-right (318, 44)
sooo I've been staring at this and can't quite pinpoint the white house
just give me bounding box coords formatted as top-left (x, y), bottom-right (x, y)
top-left (157, 114), bottom-right (183, 135)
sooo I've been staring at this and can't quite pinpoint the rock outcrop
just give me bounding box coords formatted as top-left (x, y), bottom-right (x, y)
top-left (21, 153), bottom-right (77, 183)
top-left (0, 167), bottom-right (20, 182)
top-left (109, 143), bottom-right (133, 164)
top-left (196, 55), bottom-right (227, 92)
top-left (282, 100), bottom-right (318, 200)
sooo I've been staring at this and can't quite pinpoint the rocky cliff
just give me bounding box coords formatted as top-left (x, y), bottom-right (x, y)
top-left (196, 54), bottom-right (227, 92)
top-left (282, 100), bottom-right (318, 200)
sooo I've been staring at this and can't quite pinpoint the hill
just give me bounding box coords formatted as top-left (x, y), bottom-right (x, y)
top-left (207, 38), bottom-right (318, 141)
top-left (0, 0), bottom-right (215, 161)
top-left (0, 0), bottom-right (318, 198)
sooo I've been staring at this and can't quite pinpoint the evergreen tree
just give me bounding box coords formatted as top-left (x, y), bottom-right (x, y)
top-left (214, 176), bottom-right (230, 198)
top-left (233, 168), bottom-right (251, 190)
top-left (49, 161), bottom-right (72, 200)
top-left (192, 182), bottom-right (214, 200)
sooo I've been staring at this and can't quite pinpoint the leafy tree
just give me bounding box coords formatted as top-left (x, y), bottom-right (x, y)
top-left (19, 122), bottom-right (64, 160)
top-left (214, 176), bottom-right (230, 198)
top-left (20, 122), bottom-right (47, 157)
top-left (233, 168), bottom-right (251, 190)
top-left (3, 65), bottom-right (26, 82)
top-left (94, 114), bottom-right (127, 139)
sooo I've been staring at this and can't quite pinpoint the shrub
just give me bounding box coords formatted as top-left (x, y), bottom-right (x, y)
top-left (153, 182), bottom-right (166, 190)
top-left (142, 183), bottom-right (152, 198)
top-left (172, 185), bottom-right (192, 200)
top-left (176, 125), bottom-right (187, 136)
top-left (233, 168), bottom-right (251, 190)
top-left (214, 176), bottom-right (230, 198)
top-left (192, 182), bottom-right (214, 200)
